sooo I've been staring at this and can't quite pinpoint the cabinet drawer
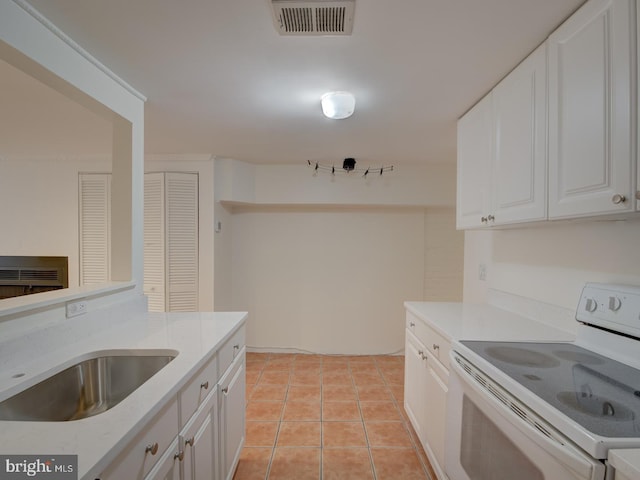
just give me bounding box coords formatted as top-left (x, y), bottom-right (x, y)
top-left (407, 312), bottom-right (451, 370)
top-left (218, 327), bottom-right (246, 378)
top-left (102, 398), bottom-right (178, 480)
top-left (179, 354), bottom-right (218, 428)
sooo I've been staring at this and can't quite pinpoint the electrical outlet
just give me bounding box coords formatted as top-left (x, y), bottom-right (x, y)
top-left (478, 264), bottom-right (487, 281)
top-left (66, 300), bottom-right (88, 318)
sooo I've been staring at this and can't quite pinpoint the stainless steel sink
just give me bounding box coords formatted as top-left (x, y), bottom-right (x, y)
top-left (0, 351), bottom-right (176, 421)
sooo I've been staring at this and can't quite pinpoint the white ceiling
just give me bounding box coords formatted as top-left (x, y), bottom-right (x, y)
top-left (6, 0), bottom-right (585, 166)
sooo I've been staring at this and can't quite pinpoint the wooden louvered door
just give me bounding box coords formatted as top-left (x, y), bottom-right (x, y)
top-left (144, 172), bottom-right (198, 312)
top-left (79, 173), bottom-right (111, 285)
top-left (165, 172), bottom-right (198, 312)
top-left (144, 173), bottom-right (166, 312)
top-left (80, 172), bottom-right (198, 311)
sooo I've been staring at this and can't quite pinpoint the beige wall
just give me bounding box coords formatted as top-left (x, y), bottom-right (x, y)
top-left (213, 159), bottom-right (464, 353)
top-left (0, 156), bottom-right (111, 288)
top-left (463, 219), bottom-right (640, 331)
top-left (222, 206), bottom-right (463, 354)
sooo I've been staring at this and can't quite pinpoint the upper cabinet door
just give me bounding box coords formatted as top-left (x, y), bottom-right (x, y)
top-left (457, 93), bottom-right (493, 229)
top-left (491, 44), bottom-right (547, 224)
top-left (548, 0), bottom-right (635, 219)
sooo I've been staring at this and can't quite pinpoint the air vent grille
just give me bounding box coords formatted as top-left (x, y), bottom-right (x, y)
top-left (453, 354), bottom-right (569, 447)
top-left (271, 1), bottom-right (355, 35)
top-left (0, 268), bottom-right (62, 285)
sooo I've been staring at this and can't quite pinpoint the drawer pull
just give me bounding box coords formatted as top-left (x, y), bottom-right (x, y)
top-left (222, 387), bottom-right (229, 394)
top-left (612, 193), bottom-right (627, 204)
top-left (200, 381), bottom-right (209, 390)
top-left (145, 443), bottom-right (159, 456)
top-left (432, 344), bottom-right (440, 351)
top-left (185, 437), bottom-right (195, 448)
top-left (174, 450), bottom-right (184, 462)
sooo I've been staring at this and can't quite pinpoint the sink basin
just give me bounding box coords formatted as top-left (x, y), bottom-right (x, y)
top-left (0, 351), bottom-right (176, 421)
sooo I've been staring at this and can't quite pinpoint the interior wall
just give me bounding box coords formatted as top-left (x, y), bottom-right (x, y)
top-left (230, 206), bottom-right (426, 354)
top-left (463, 218), bottom-right (640, 330)
top-left (424, 208), bottom-right (464, 301)
top-left (0, 156), bottom-right (110, 288)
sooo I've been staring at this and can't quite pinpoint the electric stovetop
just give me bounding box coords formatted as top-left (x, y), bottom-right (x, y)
top-left (461, 340), bottom-right (640, 438)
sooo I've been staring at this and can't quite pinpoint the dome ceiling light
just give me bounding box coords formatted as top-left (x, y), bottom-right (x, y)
top-left (321, 91), bottom-right (355, 119)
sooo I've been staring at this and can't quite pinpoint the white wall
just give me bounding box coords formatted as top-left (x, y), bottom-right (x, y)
top-left (231, 206), bottom-right (426, 354)
top-left (214, 159), bottom-right (464, 353)
top-left (463, 218), bottom-right (640, 331)
top-left (0, 156), bottom-right (111, 288)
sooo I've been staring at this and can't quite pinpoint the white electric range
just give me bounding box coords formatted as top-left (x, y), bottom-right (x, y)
top-left (446, 283), bottom-right (640, 480)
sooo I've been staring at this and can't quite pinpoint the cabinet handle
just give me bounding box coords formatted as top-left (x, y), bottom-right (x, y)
top-left (145, 443), bottom-right (159, 455)
top-left (222, 386), bottom-right (229, 394)
top-left (612, 194), bottom-right (627, 205)
top-left (185, 437), bottom-right (195, 448)
top-left (409, 322), bottom-right (415, 327)
top-left (174, 451), bottom-right (184, 462)
top-left (200, 381), bottom-right (209, 390)
top-left (487, 214), bottom-right (495, 222)
top-left (433, 344), bottom-right (440, 351)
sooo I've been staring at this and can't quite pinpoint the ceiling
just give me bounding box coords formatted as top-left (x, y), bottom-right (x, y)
top-left (5, 0), bottom-right (585, 166)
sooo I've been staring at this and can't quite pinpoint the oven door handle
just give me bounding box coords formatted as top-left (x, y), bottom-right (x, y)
top-left (450, 353), bottom-right (604, 480)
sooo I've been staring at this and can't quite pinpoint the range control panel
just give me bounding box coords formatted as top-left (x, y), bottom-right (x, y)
top-left (577, 283), bottom-right (640, 338)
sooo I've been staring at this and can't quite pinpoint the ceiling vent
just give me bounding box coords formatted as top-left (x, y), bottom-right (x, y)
top-left (270, 0), bottom-right (355, 35)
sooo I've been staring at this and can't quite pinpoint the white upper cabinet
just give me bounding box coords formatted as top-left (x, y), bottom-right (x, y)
top-left (492, 44), bottom-right (547, 224)
top-left (548, 0), bottom-right (636, 219)
top-left (457, 44), bottom-right (547, 229)
top-left (457, 93), bottom-right (493, 229)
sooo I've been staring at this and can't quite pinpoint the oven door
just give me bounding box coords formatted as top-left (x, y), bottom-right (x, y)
top-left (445, 352), bottom-right (606, 480)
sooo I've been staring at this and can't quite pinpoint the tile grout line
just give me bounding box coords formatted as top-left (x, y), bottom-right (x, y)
top-left (351, 358), bottom-right (378, 480)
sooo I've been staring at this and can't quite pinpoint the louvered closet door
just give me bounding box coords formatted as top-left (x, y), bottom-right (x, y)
top-left (165, 173), bottom-right (199, 312)
top-left (144, 173), bottom-right (166, 312)
top-left (79, 173), bottom-right (111, 285)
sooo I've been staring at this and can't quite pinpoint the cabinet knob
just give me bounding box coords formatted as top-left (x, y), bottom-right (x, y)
top-left (145, 442), bottom-right (159, 456)
top-left (185, 437), bottom-right (195, 447)
top-left (612, 194), bottom-right (626, 204)
top-left (200, 381), bottom-right (209, 390)
top-left (174, 451), bottom-right (184, 462)
top-left (222, 386), bottom-right (229, 394)
top-left (233, 344), bottom-right (240, 350)
top-left (636, 191), bottom-right (640, 200)
top-left (487, 214), bottom-right (495, 222)
top-left (432, 344), bottom-right (440, 351)
top-left (481, 216), bottom-right (488, 223)
top-left (409, 322), bottom-right (415, 327)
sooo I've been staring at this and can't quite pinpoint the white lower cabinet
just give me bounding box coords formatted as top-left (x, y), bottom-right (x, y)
top-left (218, 352), bottom-right (246, 480)
top-left (98, 325), bottom-right (246, 480)
top-left (404, 313), bottom-right (450, 480)
top-left (180, 387), bottom-right (218, 480)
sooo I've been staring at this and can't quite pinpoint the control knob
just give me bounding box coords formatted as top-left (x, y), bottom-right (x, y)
top-left (608, 296), bottom-right (622, 312)
top-left (585, 298), bottom-right (598, 313)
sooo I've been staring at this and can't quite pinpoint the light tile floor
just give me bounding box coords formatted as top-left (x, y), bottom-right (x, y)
top-left (233, 353), bottom-right (435, 480)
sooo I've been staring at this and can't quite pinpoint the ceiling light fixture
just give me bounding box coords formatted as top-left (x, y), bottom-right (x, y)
top-left (321, 91), bottom-right (355, 119)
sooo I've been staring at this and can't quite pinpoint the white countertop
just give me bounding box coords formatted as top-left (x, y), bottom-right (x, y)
top-left (404, 301), bottom-right (575, 343)
top-left (0, 309), bottom-right (247, 480)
